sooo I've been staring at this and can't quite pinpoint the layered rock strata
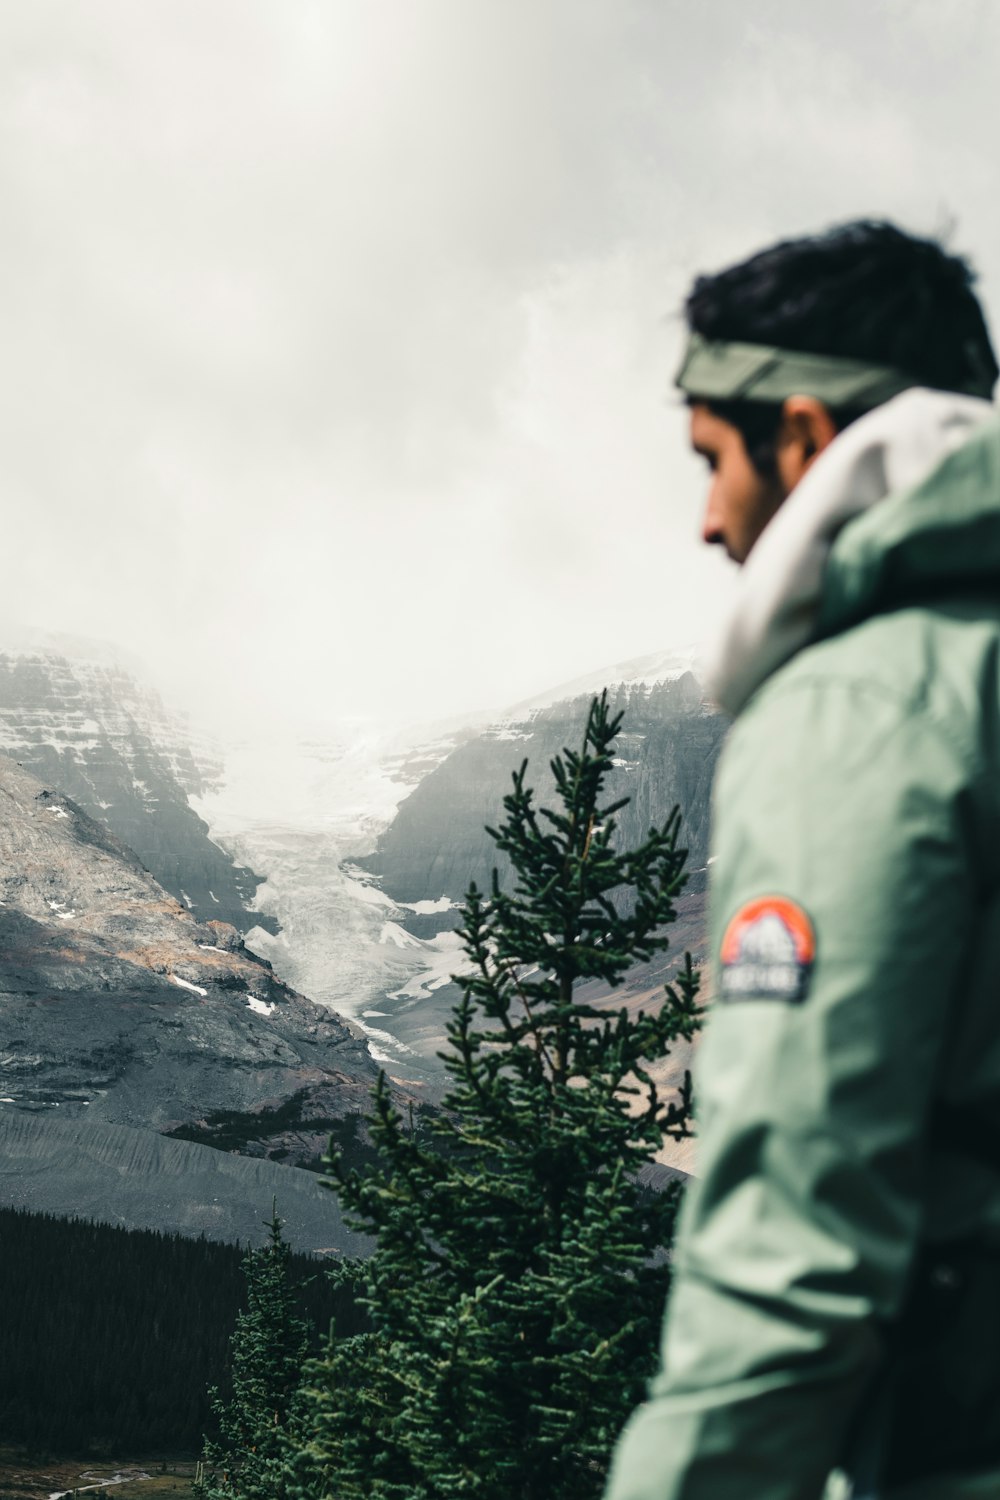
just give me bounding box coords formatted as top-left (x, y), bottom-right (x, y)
top-left (0, 647), bottom-right (271, 931)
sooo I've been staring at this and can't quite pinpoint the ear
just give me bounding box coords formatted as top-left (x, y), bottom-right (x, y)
top-left (775, 396), bottom-right (839, 494)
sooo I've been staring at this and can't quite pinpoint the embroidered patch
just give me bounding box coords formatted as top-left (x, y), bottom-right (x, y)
top-left (720, 895), bottom-right (816, 1003)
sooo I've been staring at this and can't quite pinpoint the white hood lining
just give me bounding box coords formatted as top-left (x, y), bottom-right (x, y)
top-left (704, 387), bottom-right (994, 718)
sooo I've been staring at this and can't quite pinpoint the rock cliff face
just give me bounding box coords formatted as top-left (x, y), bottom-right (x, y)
top-left (0, 756), bottom-right (379, 1169)
top-left (366, 673), bottom-right (725, 912)
top-left (0, 646), bottom-right (272, 933)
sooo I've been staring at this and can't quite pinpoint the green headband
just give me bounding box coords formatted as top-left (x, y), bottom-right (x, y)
top-left (675, 331), bottom-right (994, 408)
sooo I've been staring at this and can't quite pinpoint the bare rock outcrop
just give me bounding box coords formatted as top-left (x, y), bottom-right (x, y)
top-left (0, 756), bottom-right (379, 1164)
top-left (0, 646), bottom-right (272, 931)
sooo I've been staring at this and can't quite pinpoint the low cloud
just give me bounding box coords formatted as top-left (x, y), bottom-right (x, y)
top-left (0, 1), bottom-right (995, 731)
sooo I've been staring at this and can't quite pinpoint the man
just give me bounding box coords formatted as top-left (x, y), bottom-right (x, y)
top-left (605, 221), bottom-right (1000, 1499)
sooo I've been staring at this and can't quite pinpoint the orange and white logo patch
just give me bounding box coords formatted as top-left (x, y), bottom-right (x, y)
top-left (720, 895), bottom-right (816, 1003)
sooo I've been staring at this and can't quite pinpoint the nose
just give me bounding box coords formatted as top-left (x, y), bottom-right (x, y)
top-left (700, 486), bottom-right (724, 548)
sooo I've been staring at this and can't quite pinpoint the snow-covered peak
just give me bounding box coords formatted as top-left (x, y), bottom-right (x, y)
top-left (0, 640), bottom-right (221, 793)
top-left (502, 645), bottom-right (702, 718)
top-left (0, 624), bottom-right (150, 679)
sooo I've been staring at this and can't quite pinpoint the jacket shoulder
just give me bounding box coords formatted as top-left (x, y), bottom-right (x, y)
top-left (738, 600), bottom-right (1000, 773)
top-left (723, 604), bottom-right (1000, 895)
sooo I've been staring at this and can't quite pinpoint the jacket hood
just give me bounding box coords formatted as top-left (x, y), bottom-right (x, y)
top-left (704, 388), bottom-right (999, 717)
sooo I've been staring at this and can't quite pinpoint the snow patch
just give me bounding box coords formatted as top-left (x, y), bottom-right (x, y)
top-left (247, 995), bottom-right (275, 1016)
top-left (486, 725), bottom-right (534, 742)
top-left (387, 929), bottom-right (466, 1001)
top-left (170, 974), bottom-right (207, 997)
top-left (360, 1022), bottom-right (416, 1062)
top-left (379, 921), bottom-right (423, 950)
top-left (341, 866), bottom-right (396, 908)
top-left (400, 896), bottom-right (456, 915)
top-left (46, 805), bottom-right (69, 819)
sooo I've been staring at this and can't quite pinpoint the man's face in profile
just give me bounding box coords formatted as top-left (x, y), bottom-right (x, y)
top-left (688, 395), bottom-right (837, 562)
top-left (688, 403), bottom-right (784, 564)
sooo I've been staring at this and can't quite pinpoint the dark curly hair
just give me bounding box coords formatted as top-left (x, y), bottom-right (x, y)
top-left (685, 220), bottom-right (998, 477)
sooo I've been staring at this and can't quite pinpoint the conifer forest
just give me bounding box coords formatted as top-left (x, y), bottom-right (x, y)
top-left (0, 1206), bottom-right (358, 1458)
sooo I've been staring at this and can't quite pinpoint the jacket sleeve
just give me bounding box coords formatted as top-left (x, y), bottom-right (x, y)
top-left (605, 672), bottom-right (977, 1500)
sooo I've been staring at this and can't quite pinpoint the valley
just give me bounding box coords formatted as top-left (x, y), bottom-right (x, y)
top-left (0, 637), bottom-right (722, 1239)
top-left (195, 651), bottom-right (724, 1168)
top-left (0, 634), bottom-right (722, 1464)
top-left (0, 1451), bottom-right (196, 1500)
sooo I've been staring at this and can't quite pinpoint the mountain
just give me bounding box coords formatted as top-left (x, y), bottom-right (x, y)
top-left (196, 652), bottom-right (726, 1174)
top-left (364, 669), bottom-right (722, 912)
top-left (0, 635), bottom-right (273, 932)
top-left (189, 720), bottom-right (488, 1068)
top-left (0, 1113), bottom-right (372, 1253)
top-left (0, 754), bottom-right (382, 1182)
top-left (352, 657), bottom-right (724, 1172)
top-left (0, 1113), bottom-right (680, 1256)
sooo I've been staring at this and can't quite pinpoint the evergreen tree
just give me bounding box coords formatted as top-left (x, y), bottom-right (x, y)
top-left (197, 1204), bottom-right (311, 1500)
top-left (285, 693), bottom-right (701, 1500)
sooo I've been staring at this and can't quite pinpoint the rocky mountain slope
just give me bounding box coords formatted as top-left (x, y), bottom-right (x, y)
top-left (0, 755), bottom-right (381, 1174)
top-left (0, 639), bottom-right (272, 932)
top-left (0, 1113), bottom-right (372, 1253)
top-left (365, 670), bottom-right (724, 912)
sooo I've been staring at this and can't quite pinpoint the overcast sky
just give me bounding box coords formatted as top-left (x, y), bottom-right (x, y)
top-left (1, 0), bottom-right (998, 734)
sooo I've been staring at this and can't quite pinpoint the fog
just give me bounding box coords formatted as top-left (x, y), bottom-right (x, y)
top-left (1, 0), bottom-right (997, 734)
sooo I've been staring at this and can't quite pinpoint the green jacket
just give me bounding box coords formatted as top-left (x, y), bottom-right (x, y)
top-left (606, 391), bottom-right (1000, 1500)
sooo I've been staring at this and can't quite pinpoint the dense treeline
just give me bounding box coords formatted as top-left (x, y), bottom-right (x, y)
top-left (0, 1206), bottom-right (360, 1458)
